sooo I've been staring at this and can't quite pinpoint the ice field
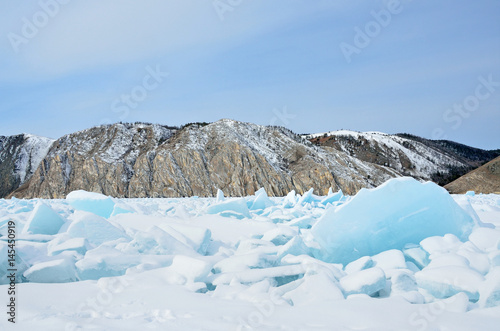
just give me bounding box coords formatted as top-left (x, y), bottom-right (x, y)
top-left (1, 177), bottom-right (500, 330)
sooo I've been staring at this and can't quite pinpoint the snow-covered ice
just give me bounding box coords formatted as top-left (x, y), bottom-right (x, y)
top-left (0, 177), bottom-right (499, 330)
top-left (66, 190), bottom-right (116, 219)
top-left (22, 201), bottom-right (65, 235)
top-left (23, 258), bottom-right (78, 283)
top-left (339, 267), bottom-right (386, 296)
top-left (311, 177), bottom-right (475, 264)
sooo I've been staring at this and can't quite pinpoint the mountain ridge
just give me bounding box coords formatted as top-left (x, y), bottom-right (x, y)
top-left (304, 130), bottom-right (499, 186)
top-left (1, 120), bottom-right (498, 199)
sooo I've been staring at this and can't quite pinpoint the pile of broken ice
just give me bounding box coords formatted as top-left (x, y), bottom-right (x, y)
top-left (1, 177), bottom-right (500, 311)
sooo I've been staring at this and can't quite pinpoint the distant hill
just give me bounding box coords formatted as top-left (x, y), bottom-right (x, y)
top-left (303, 130), bottom-right (499, 186)
top-left (445, 156), bottom-right (500, 194)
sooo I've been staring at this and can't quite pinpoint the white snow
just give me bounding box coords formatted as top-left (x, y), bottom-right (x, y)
top-left (469, 228), bottom-right (500, 251)
top-left (167, 255), bottom-right (212, 283)
top-left (426, 253), bottom-right (471, 269)
top-left (415, 266), bottom-right (484, 301)
top-left (478, 267), bottom-right (500, 308)
top-left (372, 249), bottom-right (407, 272)
top-left (339, 267), bottom-right (386, 296)
top-left (345, 256), bottom-right (374, 274)
top-left (283, 272), bottom-right (344, 305)
top-left (301, 129), bottom-right (469, 180)
top-left (420, 234), bottom-right (463, 256)
top-left (1, 180), bottom-right (500, 330)
top-left (14, 134), bottom-right (55, 184)
top-left (23, 258), bottom-right (77, 283)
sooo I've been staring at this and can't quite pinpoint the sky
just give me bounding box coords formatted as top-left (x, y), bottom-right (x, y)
top-left (0, 0), bottom-right (499, 149)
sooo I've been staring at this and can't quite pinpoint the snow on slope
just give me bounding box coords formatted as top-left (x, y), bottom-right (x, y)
top-left (52, 123), bottom-right (174, 164)
top-left (303, 130), bottom-right (468, 180)
top-left (1, 178), bottom-right (500, 330)
top-left (195, 120), bottom-right (399, 189)
top-left (0, 133), bottom-right (55, 198)
top-left (0, 133), bottom-right (54, 183)
top-left (14, 120), bottom-right (403, 199)
top-left (15, 134), bottom-right (55, 183)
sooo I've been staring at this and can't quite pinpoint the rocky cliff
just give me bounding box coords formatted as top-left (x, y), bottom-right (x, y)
top-left (0, 134), bottom-right (54, 198)
top-left (4, 120), bottom-right (498, 199)
top-left (10, 120), bottom-right (400, 198)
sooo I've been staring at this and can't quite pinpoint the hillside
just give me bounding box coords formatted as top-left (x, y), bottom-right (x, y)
top-left (445, 156), bottom-right (500, 194)
top-left (304, 130), bottom-right (499, 186)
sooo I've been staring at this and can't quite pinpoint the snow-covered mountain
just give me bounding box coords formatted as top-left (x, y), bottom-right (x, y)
top-left (0, 134), bottom-right (54, 198)
top-left (2, 120), bottom-right (498, 199)
top-left (303, 130), bottom-right (499, 185)
top-left (9, 120), bottom-right (400, 198)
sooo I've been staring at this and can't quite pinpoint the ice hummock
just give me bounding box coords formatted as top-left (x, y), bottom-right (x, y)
top-left (66, 190), bottom-right (116, 218)
top-left (65, 211), bottom-right (129, 246)
top-left (311, 177), bottom-right (475, 264)
top-left (22, 202), bottom-right (66, 235)
top-left (340, 267), bottom-right (386, 296)
top-left (1, 183), bottom-right (499, 329)
top-left (24, 258), bottom-right (78, 283)
top-left (205, 197), bottom-right (251, 219)
top-left (415, 266), bottom-right (484, 301)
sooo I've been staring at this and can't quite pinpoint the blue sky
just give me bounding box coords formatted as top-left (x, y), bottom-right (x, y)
top-left (0, 0), bottom-right (499, 149)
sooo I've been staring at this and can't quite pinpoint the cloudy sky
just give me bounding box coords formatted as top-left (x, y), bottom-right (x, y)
top-left (0, 0), bottom-right (499, 149)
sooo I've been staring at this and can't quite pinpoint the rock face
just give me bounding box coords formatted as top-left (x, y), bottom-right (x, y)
top-left (304, 131), bottom-right (499, 185)
top-left (4, 120), bottom-right (499, 199)
top-left (10, 120), bottom-right (399, 198)
top-left (445, 156), bottom-right (500, 194)
top-left (0, 134), bottom-right (54, 198)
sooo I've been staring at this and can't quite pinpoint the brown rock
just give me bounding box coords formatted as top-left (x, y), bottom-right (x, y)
top-left (11, 120), bottom-right (400, 198)
top-left (445, 156), bottom-right (500, 194)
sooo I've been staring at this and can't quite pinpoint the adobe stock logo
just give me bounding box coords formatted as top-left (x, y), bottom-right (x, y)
top-left (7, 0), bottom-right (72, 53)
top-left (270, 106), bottom-right (296, 126)
top-left (432, 74), bottom-right (499, 140)
top-left (340, 0), bottom-right (411, 63)
top-left (212, 0), bottom-right (245, 21)
top-left (108, 65), bottom-right (169, 122)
